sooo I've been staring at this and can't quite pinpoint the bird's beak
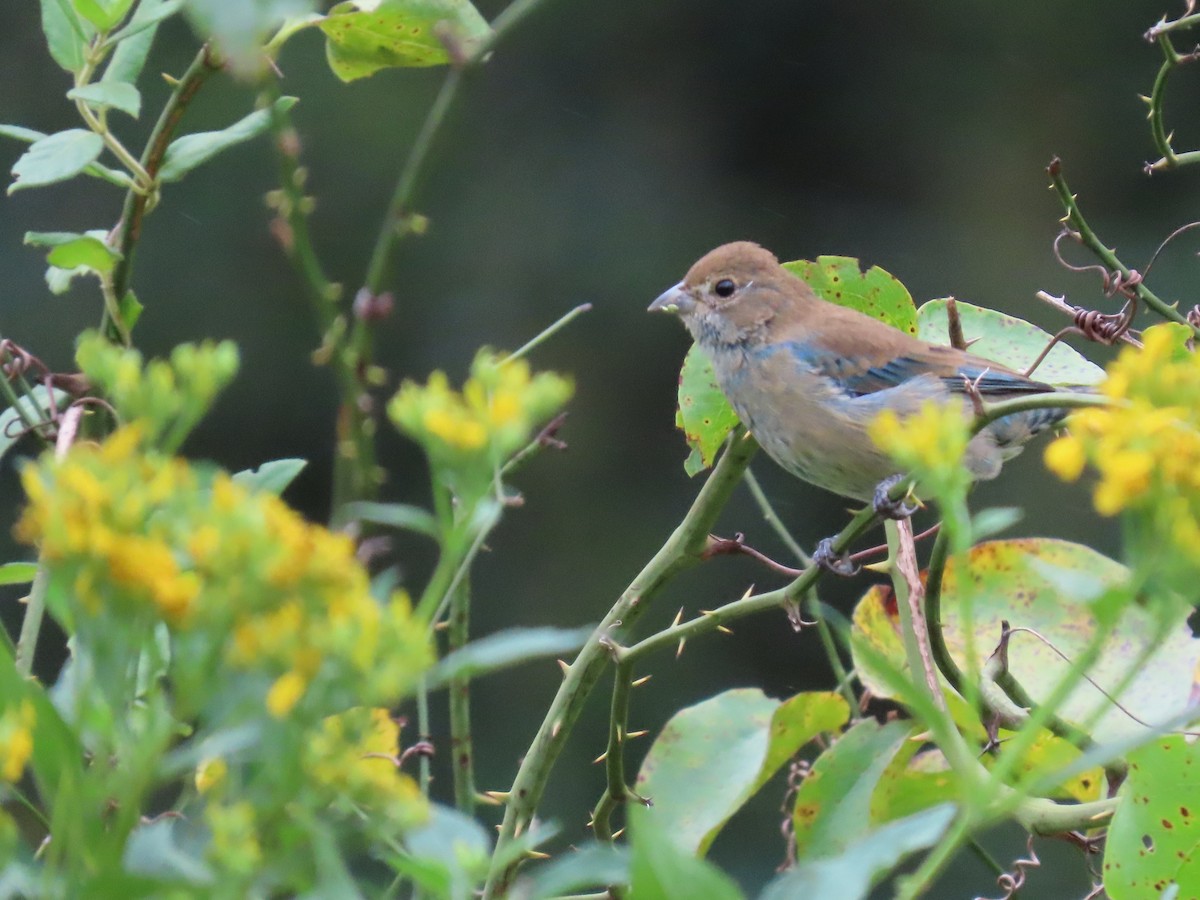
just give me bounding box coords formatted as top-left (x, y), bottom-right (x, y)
top-left (649, 282), bottom-right (691, 315)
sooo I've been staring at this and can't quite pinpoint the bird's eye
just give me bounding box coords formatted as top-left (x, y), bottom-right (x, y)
top-left (714, 278), bottom-right (736, 298)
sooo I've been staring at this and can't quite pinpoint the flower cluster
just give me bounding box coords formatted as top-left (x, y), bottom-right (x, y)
top-left (302, 707), bottom-right (425, 829)
top-left (75, 330), bottom-right (239, 451)
top-left (16, 427), bottom-right (432, 721)
top-left (1044, 323), bottom-right (1200, 591)
top-left (389, 349), bottom-right (572, 498)
top-left (868, 399), bottom-right (973, 503)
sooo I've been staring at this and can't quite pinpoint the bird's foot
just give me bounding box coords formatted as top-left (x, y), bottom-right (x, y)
top-left (873, 474), bottom-right (920, 520)
top-left (812, 537), bottom-right (860, 577)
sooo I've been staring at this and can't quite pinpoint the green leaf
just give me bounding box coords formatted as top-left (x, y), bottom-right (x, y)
top-left (118, 289), bottom-right (144, 331)
top-left (319, 0), bottom-right (493, 82)
top-left (1, 125), bottom-right (131, 188)
top-left (332, 500), bottom-right (438, 538)
top-left (916, 298), bottom-right (1105, 385)
top-left (103, 0), bottom-right (183, 85)
top-left (158, 97), bottom-right (298, 182)
top-left (396, 804), bottom-right (491, 898)
top-left (851, 539), bottom-right (1200, 745)
top-left (40, 0), bottom-right (94, 72)
top-left (0, 637), bottom-right (85, 813)
top-left (122, 818), bottom-right (212, 884)
top-left (25, 230), bottom-right (121, 274)
top-left (782, 256), bottom-right (919, 335)
top-left (521, 843), bottom-right (629, 900)
top-left (627, 804), bottom-right (744, 900)
top-left (636, 688), bottom-right (850, 856)
top-left (0, 387), bottom-right (70, 461)
top-left (1104, 736), bottom-right (1200, 900)
top-left (67, 82), bottom-right (142, 118)
top-left (675, 345), bottom-right (741, 476)
top-left (184, 0), bottom-right (318, 74)
top-left (762, 804), bottom-right (956, 900)
top-left (792, 719), bottom-right (914, 858)
top-left (72, 0), bottom-right (135, 30)
top-left (9, 129), bottom-right (105, 193)
top-left (230, 457), bottom-right (307, 494)
top-left (0, 124), bottom-right (47, 144)
top-left (0, 562), bottom-right (38, 586)
top-left (425, 626), bottom-right (593, 687)
top-left (870, 744), bottom-right (958, 824)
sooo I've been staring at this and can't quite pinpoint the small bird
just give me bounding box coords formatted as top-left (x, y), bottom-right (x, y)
top-left (649, 242), bottom-right (1066, 550)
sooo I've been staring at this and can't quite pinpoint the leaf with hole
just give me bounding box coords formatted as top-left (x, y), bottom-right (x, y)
top-left (319, 0), bottom-right (493, 82)
top-left (1104, 736), bottom-right (1200, 900)
top-left (851, 539), bottom-right (1200, 745)
top-left (783, 256), bottom-right (918, 334)
top-left (917, 298), bottom-right (1104, 385)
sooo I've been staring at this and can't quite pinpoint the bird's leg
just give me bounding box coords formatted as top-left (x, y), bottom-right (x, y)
top-left (812, 537), bottom-right (860, 576)
top-left (873, 474), bottom-right (920, 520)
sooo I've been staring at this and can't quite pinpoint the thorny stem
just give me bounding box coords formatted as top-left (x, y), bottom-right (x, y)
top-left (591, 655), bottom-right (636, 841)
top-left (448, 576), bottom-right (476, 814)
top-left (1047, 159), bottom-right (1196, 332)
top-left (481, 432), bottom-right (760, 898)
top-left (107, 45), bottom-right (220, 339)
top-left (1145, 24), bottom-right (1200, 171)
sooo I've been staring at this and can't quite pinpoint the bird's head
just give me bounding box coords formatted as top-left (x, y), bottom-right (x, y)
top-left (649, 242), bottom-right (805, 349)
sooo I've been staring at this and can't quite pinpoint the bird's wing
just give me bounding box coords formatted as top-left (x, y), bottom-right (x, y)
top-left (775, 339), bottom-right (1053, 399)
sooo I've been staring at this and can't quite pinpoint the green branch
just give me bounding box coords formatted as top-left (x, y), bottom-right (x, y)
top-left (481, 432), bottom-right (759, 898)
top-left (590, 655), bottom-right (636, 841)
top-left (108, 45), bottom-right (220, 333)
top-left (1047, 158), bottom-right (1196, 331)
top-left (448, 576), bottom-right (476, 813)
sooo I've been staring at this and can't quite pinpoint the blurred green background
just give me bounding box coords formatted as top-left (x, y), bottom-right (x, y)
top-left (2, 1), bottom-right (1195, 895)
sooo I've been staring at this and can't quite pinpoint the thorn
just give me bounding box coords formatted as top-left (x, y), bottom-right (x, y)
top-left (700, 609), bottom-right (716, 617)
top-left (433, 620), bottom-right (449, 631)
top-left (676, 638), bottom-right (686, 659)
top-left (672, 607), bottom-right (684, 627)
top-left (551, 719), bottom-right (562, 738)
top-left (557, 659), bottom-right (570, 676)
top-left (612, 827), bottom-right (626, 839)
top-left (616, 725), bottom-right (625, 743)
top-left (863, 560), bottom-right (892, 574)
top-left (525, 850), bottom-right (551, 860)
top-left (741, 584), bottom-right (755, 600)
top-left (632, 674), bottom-right (652, 687)
top-left (593, 750), bottom-right (608, 764)
top-left (626, 729), bottom-right (649, 739)
top-left (716, 625), bottom-right (733, 635)
top-left (909, 729), bottom-right (934, 742)
top-left (480, 790), bottom-right (510, 805)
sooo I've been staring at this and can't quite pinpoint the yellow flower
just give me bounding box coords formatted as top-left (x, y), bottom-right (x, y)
top-left (266, 670), bottom-right (307, 718)
top-left (1044, 435), bottom-right (1086, 482)
top-left (195, 757), bottom-right (227, 794)
top-left (0, 702), bottom-right (35, 783)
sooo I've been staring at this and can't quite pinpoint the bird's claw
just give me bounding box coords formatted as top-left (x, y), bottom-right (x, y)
top-left (873, 474), bottom-right (919, 520)
top-left (812, 537), bottom-right (860, 576)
